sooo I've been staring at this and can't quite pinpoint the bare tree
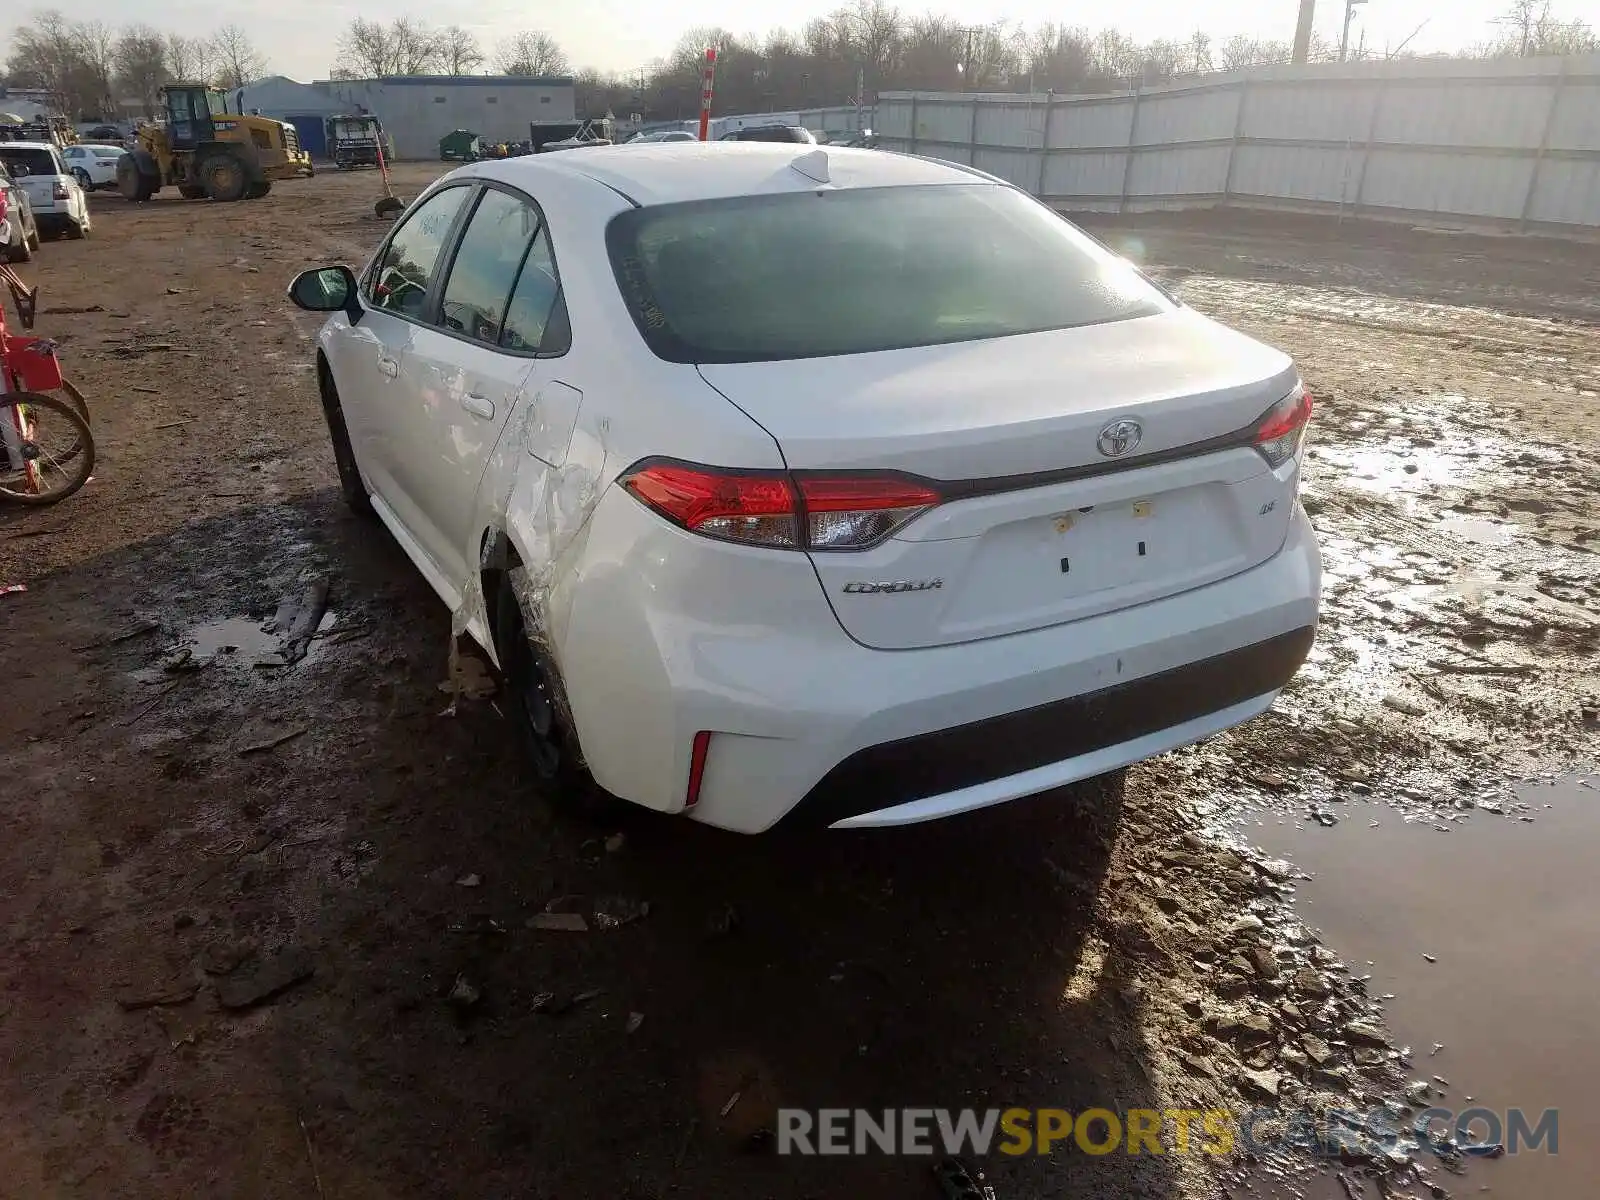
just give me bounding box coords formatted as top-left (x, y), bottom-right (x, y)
top-left (438, 25), bottom-right (484, 75)
top-left (337, 17), bottom-right (394, 77)
top-left (164, 33), bottom-right (214, 82)
top-left (5, 11), bottom-right (83, 98)
top-left (114, 24), bottom-right (169, 116)
top-left (494, 31), bottom-right (570, 76)
top-left (210, 23), bottom-right (267, 89)
top-left (390, 18), bottom-right (441, 74)
top-left (75, 19), bottom-right (118, 114)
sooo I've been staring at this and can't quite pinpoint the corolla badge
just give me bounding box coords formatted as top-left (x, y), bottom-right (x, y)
top-left (1097, 418), bottom-right (1143, 457)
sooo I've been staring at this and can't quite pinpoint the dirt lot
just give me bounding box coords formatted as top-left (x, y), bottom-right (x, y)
top-left (1, 166), bottom-right (1597, 1200)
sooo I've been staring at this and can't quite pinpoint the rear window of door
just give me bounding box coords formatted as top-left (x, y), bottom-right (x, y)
top-left (499, 227), bottom-right (567, 354)
top-left (0, 148), bottom-right (58, 178)
top-left (436, 188), bottom-right (538, 345)
top-left (366, 185), bottom-right (471, 318)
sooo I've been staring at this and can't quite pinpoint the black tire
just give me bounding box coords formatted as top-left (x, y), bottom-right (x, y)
top-left (4, 221), bottom-right (30, 263)
top-left (72, 167), bottom-right (92, 191)
top-left (200, 154), bottom-right (248, 202)
top-left (178, 185), bottom-right (206, 200)
top-left (493, 574), bottom-right (615, 819)
top-left (244, 181), bottom-right (271, 200)
top-left (66, 216), bottom-right (88, 240)
top-left (0, 392), bottom-right (95, 506)
top-left (115, 152), bottom-right (157, 202)
top-left (316, 362), bottom-right (374, 518)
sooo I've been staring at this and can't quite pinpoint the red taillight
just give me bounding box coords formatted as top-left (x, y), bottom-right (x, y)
top-left (620, 461), bottom-right (942, 551)
top-left (1253, 388), bottom-right (1313, 468)
top-left (685, 730), bottom-right (712, 809)
top-left (53, 181), bottom-right (71, 200)
top-left (622, 462), bottom-right (798, 547)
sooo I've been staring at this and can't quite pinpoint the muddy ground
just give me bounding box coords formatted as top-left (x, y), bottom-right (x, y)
top-left (2, 166), bottom-right (1597, 1200)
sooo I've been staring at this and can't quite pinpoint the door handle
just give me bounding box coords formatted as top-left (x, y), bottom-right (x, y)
top-left (376, 355), bottom-right (398, 379)
top-left (461, 393), bottom-right (495, 420)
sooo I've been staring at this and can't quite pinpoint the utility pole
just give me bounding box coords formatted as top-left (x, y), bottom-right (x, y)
top-left (1340, 0), bottom-right (1368, 61)
top-left (955, 26), bottom-right (983, 91)
top-left (1292, 0), bottom-right (1316, 64)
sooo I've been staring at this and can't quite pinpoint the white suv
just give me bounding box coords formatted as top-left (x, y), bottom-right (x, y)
top-left (289, 145), bottom-right (1320, 834)
top-left (0, 142), bottom-right (91, 240)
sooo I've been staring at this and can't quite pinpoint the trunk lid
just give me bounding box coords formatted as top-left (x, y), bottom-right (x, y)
top-left (698, 309), bottom-right (1302, 650)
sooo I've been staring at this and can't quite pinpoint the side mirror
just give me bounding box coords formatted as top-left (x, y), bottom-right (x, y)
top-left (288, 265), bottom-right (361, 323)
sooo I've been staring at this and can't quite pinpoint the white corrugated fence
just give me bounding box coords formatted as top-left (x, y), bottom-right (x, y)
top-left (875, 54), bottom-right (1600, 233)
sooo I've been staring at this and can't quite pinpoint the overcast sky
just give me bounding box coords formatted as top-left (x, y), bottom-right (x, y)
top-left (3, 0), bottom-right (1577, 81)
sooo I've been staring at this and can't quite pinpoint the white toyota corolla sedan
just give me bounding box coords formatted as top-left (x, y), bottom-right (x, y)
top-left (289, 143), bottom-right (1320, 834)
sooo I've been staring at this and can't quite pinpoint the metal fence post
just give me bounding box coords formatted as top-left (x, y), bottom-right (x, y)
top-left (1351, 74), bottom-right (1387, 214)
top-left (1117, 85), bottom-right (1144, 213)
top-left (1520, 61), bottom-right (1567, 231)
top-left (1222, 78), bottom-right (1249, 205)
top-left (969, 97), bottom-right (980, 167)
top-left (1036, 95), bottom-right (1056, 199)
top-left (908, 94), bottom-right (919, 155)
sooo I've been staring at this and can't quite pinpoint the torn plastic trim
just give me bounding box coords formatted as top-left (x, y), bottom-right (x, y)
top-left (445, 384), bottom-right (608, 771)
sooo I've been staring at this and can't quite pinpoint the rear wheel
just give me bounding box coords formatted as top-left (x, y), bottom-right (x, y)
top-left (0, 392), bottom-right (94, 506)
top-left (178, 185), bottom-right (206, 200)
top-left (66, 214), bottom-right (88, 240)
top-left (244, 181), bottom-right (271, 200)
top-left (4, 220), bottom-right (30, 263)
top-left (494, 574), bottom-right (614, 819)
top-left (71, 167), bottom-right (92, 190)
top-left (200, 154), bottom-right (247, 202)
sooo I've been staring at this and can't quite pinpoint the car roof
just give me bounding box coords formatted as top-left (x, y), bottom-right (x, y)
top-left (0, 142), bottom-right (59, 152)
top-left (472, 142), bottom-right (984, 207)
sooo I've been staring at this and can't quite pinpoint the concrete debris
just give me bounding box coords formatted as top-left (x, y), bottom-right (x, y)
top-left (217, 947), bottom-right (313, 1010)
top-left (527, 912), bottom-right (588, 932)
top-left (455, 873), bottom-right (482, 888)
top-left (1344, 1020), bottom-right (1390, 1047)
top-left (1239, 1068), bottom-right (1281, 1101)
top-left (447, 974), bottom-right (481, 1009)
top-left (116, 982), bottom-right (200, 1011)
top-left (625, 1011), bottom-right (644, 1034)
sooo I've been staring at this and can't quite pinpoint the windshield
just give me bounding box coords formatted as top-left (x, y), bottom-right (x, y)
top-left (207, 90), bottom-right (228, 117)
top-left (606, 183), bottom-right (1171, 364)
top-left (0, 147), bottom-right (58, 178)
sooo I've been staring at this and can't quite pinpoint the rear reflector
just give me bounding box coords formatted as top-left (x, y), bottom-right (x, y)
top-left (1253, 388), bottom-right (1313, 468)
top-left (620, 460), bottom-right (942, 551)
top-left (685, 730), bottom-right (712, 809)
top-left (796, 475), bottom-right (941, 551)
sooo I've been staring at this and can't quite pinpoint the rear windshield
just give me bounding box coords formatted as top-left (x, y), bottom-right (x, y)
top-left (0, 148), bottom-right (59, 178)
top-left (606, 183), bottom-right (1170, 363)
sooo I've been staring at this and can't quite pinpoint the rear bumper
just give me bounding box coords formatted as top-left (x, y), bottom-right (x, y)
top-left (556, 493), bottom-right (1321, 834)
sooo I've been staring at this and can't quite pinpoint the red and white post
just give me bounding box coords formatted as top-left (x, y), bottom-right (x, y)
top-left (697, 48), bottom-right (718, 141)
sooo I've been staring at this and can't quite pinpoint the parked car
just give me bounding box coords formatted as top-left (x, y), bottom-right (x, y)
top-left (0, 158), bottom-right (42, 263)
top-left (718, 125), bottom-right (817, 144)
top-left (288, 144), bottom-right (1320, 834)
top-left (61, 143), bottom-right (126, 190)
top-left (629, 130), bottom-right (696, 144)
top-left (0, 142), bottom-right (90, 240)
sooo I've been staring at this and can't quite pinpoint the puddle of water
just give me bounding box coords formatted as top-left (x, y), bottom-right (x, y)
top-left (181, 611), bottom-right (336, 668)
top-left (1239, 773), bottom-right (1600, 1199)
top-left (1438, 516), bottom-right (1517, 546)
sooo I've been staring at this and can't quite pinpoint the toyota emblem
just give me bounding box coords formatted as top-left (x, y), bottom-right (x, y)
top-left (1097, 418), bottom-right (1143, 458)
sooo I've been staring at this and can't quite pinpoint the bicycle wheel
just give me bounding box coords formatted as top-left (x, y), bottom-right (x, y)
top-left (0, 391), bottom-right (95, 505)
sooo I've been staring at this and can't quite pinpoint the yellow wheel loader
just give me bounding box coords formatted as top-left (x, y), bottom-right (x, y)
top-left (117, 83), bottom-right (313, 204)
